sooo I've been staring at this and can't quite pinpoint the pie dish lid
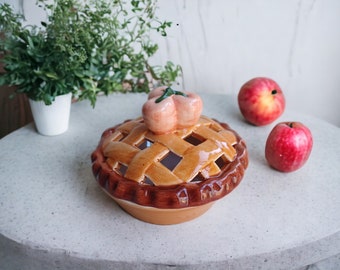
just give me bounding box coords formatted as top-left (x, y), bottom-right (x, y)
top-left (91, 116), bottom-right (248, 209)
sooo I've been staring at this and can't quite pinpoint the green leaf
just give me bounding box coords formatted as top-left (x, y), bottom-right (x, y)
top-left (45, 72), bottom-right (59, 80)
top-left (43, 93), bottom-right (54, 105)
top-left (0, 0), bottom-right (182, 107)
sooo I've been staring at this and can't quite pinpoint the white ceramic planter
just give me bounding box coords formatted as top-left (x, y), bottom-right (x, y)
top-left (29, 93), bottom-right (72, 136)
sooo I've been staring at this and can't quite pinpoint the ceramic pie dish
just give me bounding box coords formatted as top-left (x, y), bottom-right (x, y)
top-left (91, 87), bottom-right (248, 225)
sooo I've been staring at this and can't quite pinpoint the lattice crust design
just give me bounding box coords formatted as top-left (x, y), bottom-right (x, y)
top-left (101, 116), bottom-right (238, 186)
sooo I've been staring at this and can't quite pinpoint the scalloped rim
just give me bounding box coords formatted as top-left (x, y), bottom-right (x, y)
top-left (91, 119), bottom-right (248, 210)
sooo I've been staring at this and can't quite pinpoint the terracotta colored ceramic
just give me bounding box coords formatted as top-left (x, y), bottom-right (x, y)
top-left (91, 116), bottom-right (248, 225)
top-left (113, 197), bottom-right (214, 225)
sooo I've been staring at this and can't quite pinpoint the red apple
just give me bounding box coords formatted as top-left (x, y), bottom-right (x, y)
top-left (265, 122), bottom-right (313, 172)
top-left (238, 77), bottom-right (285, 126)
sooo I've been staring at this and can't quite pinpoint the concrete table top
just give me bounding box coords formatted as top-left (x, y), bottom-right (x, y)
top-left (1, 93), bottom-right (340, 270)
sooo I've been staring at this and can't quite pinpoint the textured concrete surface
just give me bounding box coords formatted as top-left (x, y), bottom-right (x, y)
top-left (309, 254), bottom-right (340, 270)
top-left (1, 93), bottom-right (340, 269)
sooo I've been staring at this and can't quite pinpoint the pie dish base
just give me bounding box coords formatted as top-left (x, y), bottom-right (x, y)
top-left (113, 197), bottom-right (214, 225)
top-left (92, 116), bottom-right (248, 224)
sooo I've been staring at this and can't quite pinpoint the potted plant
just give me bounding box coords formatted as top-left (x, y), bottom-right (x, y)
top-left (0, 0), bottom-right (181, 136)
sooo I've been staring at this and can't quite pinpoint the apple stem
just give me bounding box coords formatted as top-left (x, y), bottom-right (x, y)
top-left (271, 90), bottom-right (277, 95)
top-left (288, 122), bottom-right (294, 128)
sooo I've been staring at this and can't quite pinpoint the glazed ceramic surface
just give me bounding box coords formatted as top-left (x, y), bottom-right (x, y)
top-left (91, 115), bottom-right (248, 224)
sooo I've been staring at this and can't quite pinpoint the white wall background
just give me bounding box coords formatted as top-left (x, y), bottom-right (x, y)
top-left (2, 0), bottom-right (340, 126)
